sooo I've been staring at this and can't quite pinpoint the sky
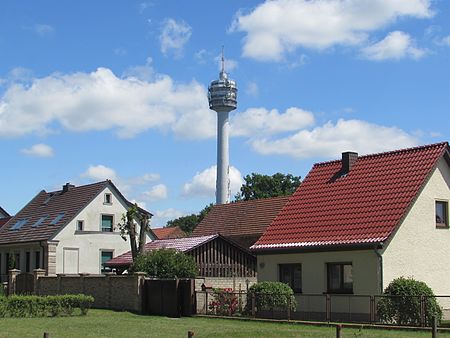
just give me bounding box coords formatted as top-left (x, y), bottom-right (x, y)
top-left (1, 0), bottom-right (449, 227)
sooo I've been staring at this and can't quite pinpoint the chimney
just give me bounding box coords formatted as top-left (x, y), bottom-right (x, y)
top-left (62, 182), bottom-right (75, 193)
top-left (341, 152), bottom-right (358, 175)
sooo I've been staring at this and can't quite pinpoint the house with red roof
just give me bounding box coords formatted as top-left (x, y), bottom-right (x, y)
top-left (0, 180), bottom-right (155, 281)
top-left (253, 142), bottom-right (450, 305)
top-left (192, 196), bottom-right (290, 249)
top-left (153, 226), bottom-right (186, 239)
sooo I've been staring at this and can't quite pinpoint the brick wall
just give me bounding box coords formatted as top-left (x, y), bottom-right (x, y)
top-left (35, 272), bottom-right (146, 313)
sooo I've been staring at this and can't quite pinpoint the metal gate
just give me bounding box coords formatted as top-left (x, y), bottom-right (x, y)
top-left (143, 278), bottom-right (195, 317)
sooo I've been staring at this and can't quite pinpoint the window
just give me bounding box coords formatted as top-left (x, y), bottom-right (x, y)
top-left (327, 263), bottom-right (353, 294)
top-left (50, 212), bottom-right (65, 225)
top-left (15, 253), bottom-right (20, 270)
top-left (35, 251), bottom-right (41, 269)
top-left (76, 220), bottom-right (84, 231)
top-left (101, 251), bottom-right (113, 273)
top-left (279, 264), bottom-right (302, 293)
top-left (101, 215), bottom-right (114, 232)
top-left (32, 215), bottom-right (47, 227)
top-left (10, 218), bottom-right (28, 230)
top-left (104, 193), bottom-right (112, 205)
top-left (436, 201), bottom-right (448, 228)
top-left (25, 252), bottom-right (30, 273)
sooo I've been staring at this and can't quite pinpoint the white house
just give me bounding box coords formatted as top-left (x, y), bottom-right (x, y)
top-left (252, 142), bottom-right (450, 315)
top-left (0, 180), bottom-right (154, 281)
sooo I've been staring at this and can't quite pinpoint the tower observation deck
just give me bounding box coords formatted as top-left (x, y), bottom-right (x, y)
top-left (208, 49), bottom-right (238, 204)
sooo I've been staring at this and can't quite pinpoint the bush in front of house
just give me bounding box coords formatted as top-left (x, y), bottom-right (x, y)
top-left (244, 281), bottom-right (296, 314)
top-left (377, 277), bottom-right (442, 326)
top-left (131, 248), bottom-right (197, 278)
top-left (0, 294), bottom-right (94, 318)
top-left (208, 288), bottom-right (239, 316)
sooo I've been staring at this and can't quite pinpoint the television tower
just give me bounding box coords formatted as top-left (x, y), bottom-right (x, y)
top-left (208, 48), bottom-right (238, 204)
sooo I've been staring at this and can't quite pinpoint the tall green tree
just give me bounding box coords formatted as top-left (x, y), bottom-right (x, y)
top-left (235, 173), bottom-right (301, 201)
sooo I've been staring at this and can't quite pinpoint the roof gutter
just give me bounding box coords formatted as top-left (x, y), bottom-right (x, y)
top-left (373, 243), bottom-right (384, 294)
top-left (252, 242), bottom-right (381, 255)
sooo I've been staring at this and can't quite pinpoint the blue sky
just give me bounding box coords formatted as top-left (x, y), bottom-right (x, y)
top-left (1, 0), bottom-right (449, 227)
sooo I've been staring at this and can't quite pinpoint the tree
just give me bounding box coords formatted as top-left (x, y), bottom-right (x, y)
top-left (130, 248), bottom-right (198, 278)
top-left (377, 277), bottom-right (442, 326)
top-left (235, 173), bottom-right (301, 201)
top-left (118, 204), bottom-right (151, 261)
top-left (165, 203), bottom-right (213, 234)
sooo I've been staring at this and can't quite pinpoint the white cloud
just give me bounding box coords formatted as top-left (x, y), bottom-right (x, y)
top-left (231, 0), bottom-right (433, 61)
top-left (361, 31), bottom-right (427, 61)
top-left (21, 143), bottom-right (54, 157)
top-left (33, 24), bottom-right (54, 36)
top-left (245, 82), bottom-right (259, 97)
top-left (183, 165), bottom-right (243, 198)
top-left (252, 118), bottom-right (418, 159)
top-left (151, 208), bottom-right (187, 227)
top-left (142, 184), bottom-right (168, 201)
top-left (160, 18), bottom-right (192, 57)
top-left (81, 165), bottom-right (118, 181)
top-left (231, 107), bottom-right (315, 137)
top-left (0, 67), bottom-right (214, 139)
top-left (440, 35), bottom-right (450, 46)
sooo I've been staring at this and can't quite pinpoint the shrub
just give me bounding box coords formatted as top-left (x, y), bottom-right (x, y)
top-left (0, 294), bottom-right (94, 318)
top-left (245, 281), bottom-right (296, 314)
top-left (377, 277), bottom-right (442, 326)
top-left (209, 288), bottom-right (239, 316)
top-left (131, 248), bottom-right (197, 278)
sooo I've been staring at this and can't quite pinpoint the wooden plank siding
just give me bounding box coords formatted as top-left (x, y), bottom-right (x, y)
top-left (189, 237), bottom-right (256, 278)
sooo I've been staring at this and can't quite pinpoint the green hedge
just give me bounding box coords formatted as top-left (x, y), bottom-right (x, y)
top-left (0, 294), bottom-right (94, 317)
top-left (245, 281), bottom-right (296, 313)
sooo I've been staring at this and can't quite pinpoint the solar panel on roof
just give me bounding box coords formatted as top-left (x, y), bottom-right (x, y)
top-left (50, 213), bottom-right (65, 225)
top-left (32, 216), bottom-right (48, 227)
top-left (10, 219), bottom-right (28, 230)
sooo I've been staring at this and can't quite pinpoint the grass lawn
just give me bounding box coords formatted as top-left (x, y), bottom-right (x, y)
top-left (1, 310), bottom-right (449, 338)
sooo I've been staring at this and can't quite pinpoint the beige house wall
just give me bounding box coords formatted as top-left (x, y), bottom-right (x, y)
top-left (382, 158), bottom-right (450, 306)
top-left (53, 186), bottom-right (151, 275)
top-left (257, 249), bottom-right (379, 295)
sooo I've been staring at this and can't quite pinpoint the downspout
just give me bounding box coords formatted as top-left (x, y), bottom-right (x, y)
top-left (39, 241), bottom-right (46, 274)
top-left (374, 243), bottom-right (383, 294)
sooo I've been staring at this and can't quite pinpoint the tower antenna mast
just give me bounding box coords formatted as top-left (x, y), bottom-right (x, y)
top-left (208, 48), bottom-right (238, 204)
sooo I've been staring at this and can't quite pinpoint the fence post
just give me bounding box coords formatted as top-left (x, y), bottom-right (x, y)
top-left (370, 296), bottom-right (375, 323)
top-left (287, 295), bottom-right (291, 321)
top-left (33, 269), bottom-right (45, 296)
top-left (251, 292), bottom-right (256, 318)
top-left (8, 269), bottom-right (20, 296)
top-left (335, 324), bottom-right (342, 338)
top-left (326, 294), bottom-right (331, 322)
top-left (205, 291), bottom-right (208, 314)
top-left (432, 315), bottom-right (438, 338)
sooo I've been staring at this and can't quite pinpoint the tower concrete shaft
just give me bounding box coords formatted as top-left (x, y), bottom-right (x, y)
top-left (216, 111), bottom-right (230, 204)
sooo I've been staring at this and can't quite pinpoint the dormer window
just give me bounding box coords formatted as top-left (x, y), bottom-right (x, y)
top-left (436, 201), bottom-right (448, 228)
top-left (104, 193), bottom-right (112, 205)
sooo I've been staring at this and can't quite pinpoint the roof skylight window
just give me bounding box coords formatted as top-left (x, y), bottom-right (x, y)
top-left (32, 216), bottom-right (48, 228)
top-left (10, 219), bottom-right (29, 230)
top-left (50, 213), bottom-right (65, 225)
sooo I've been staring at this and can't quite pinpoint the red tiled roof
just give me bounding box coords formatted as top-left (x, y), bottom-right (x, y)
top-left (153, 226), bottom-right (186, 239)
top-left (0, 217), bottom-right (11, 229)
top-left (253, 142), bottom-right (449, 251)
top-left (105, 234), bottom-right (218, 267)
top-left (0, 180), bottom-right (151, 245)
top-left (192, 196), bottom-right (290, 238)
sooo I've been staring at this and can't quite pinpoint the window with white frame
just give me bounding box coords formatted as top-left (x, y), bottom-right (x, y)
top-left (100, 251), bottom-right (113, 273)
top-left (327, 262), bottom-right (353, 294)
top-left (436, 201), bottom-right (448, 228)
top-left (104, 193), bottom-right (112, 205)
top-left (101, 215), bottom-right (114, 232)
